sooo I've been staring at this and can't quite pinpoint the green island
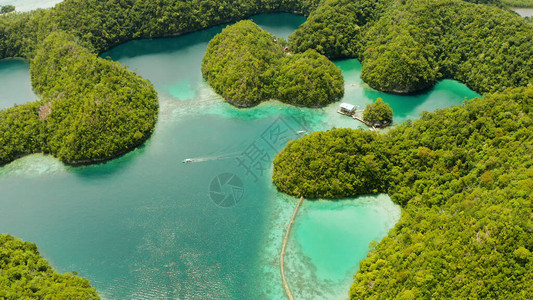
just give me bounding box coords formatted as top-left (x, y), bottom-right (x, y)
top-left (0, 234), bottom-right (99, 299)
top-left (363, 98), bottom-right (393, 128)
top-left (201, 20), bottom-right (344, 107)
top-left (0, 31), bottom-right (158, 165)
top-left (0, 0), bottom-right (532, 298)
top-left (0, 0), bottom-right (327, 167)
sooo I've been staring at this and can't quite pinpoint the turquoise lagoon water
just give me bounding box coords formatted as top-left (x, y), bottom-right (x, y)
top-left (511, 7), bottom-right (533, 17)
top-left (0, 0), bottom-right (63, 12)
top-left (0, 58), bottom-right (37, 110)
top-left (0, 14), bottom-right (479, 299)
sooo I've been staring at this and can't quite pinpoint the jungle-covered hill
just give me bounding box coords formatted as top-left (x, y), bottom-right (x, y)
top-left (290, 0), bottom-right (532, 93)
top-left (0, 31), bottom-right (158, 165)
top-left (202, 20), bottom-right (343, 107)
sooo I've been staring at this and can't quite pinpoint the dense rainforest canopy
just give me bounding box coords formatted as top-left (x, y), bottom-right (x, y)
top-left (290, 0), bottom-right (532, 93)
top-left (0, 0), bottom-right (329, 167)
top-left (0, 234), bottom-right (100, 299)
top-left (202, 20), bottom-right (343, 107)
top-left (0, 0), bottom-right (532, 297)
top-left (0, 0), bottom-right (530, 92)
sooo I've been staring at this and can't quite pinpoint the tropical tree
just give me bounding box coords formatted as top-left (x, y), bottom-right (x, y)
top-left (363, 98), bottom-right (393, 125)
top-left (0, 5), bottom-right (15, 14)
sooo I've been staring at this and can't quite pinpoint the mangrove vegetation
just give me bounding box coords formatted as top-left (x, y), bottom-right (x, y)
top-left (0, 0), bottom-right (531, 165)
top-left (289, 0), bottom-right (532, 93)
top-left (502, 0), bottom-right (533, 7)
top-left (0, 5), bottom-right (15, 14)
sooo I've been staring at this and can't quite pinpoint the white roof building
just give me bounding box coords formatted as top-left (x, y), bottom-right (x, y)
top-left (340, 103), bottom-right (356, 112)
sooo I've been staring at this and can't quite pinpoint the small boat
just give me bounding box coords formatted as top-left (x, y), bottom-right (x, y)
top-left (182, 158), bottom-right (193, 163)
top-left (297, 130), bottom-right (306, 134)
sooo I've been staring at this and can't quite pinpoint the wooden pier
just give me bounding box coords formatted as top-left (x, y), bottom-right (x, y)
top-left (280, 196), bottom-right (304, 300)
top-left (352, 115), bottom-right (377, 131)
top-left (337, 108), bottom-right (390, 131)
top-left (337, 108), bottom-right (364, 117)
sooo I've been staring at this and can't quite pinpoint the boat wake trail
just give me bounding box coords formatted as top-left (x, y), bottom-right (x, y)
top-left (182, 129), bottom-right (306, 163)
top-left (182, 151), bottom-right (244, 163)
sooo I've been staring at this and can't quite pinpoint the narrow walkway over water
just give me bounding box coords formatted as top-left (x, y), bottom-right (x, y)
top-left (281, 196), bottom-right (304, 300)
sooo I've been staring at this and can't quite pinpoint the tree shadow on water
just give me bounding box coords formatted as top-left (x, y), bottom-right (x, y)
top-left (67, 143), bottom-right (148, 179)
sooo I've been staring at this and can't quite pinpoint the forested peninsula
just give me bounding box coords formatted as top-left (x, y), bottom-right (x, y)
top-left (290, 0), bottom-right (532, 93)
top-left (271, 1), bottom-right (532, 298)
top-left (202, 20), bottom-right (343, 107)
top-left (0, 0), bottom-right (532, 298)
